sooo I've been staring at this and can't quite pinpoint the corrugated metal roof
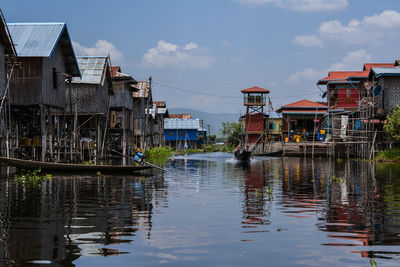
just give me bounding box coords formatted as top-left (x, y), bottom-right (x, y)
top-left (133, 81), bottom-right (150, 98)
top-left (0, 10), bottom-right (16, 55)
top-left (8, 23), bottom-right (65, 57)
top-left (371, 67), bottom-right (400, 78)
top-left (7, 22), bottom-right (80, 77)
top-left (164, 119), bottom-right (201, 130)
top-left (72, 56), bottom-right (107, 84)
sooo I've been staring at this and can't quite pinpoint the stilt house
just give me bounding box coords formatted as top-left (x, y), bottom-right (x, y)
top-left (70, 56), bottom-right (113, 162)
top-left (150, 101), bottom-right (169, 147)
top-left (7, 22), bottom-right (80, 161)
top-left (0, 9), bottom-right (17, 156)
top-left (109, 66), bottom-right (138, 164)
top-left (133, 80), bottom-right (153, 150)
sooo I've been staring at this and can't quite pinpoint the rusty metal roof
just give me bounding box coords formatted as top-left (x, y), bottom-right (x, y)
top-left (133, 81), bottom-right (150, 98)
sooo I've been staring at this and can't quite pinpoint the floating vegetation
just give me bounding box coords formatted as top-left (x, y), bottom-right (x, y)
top-left (83, 161), bottom-right (94, 165)
top-left (14, 168), bottom-right (52, 187)
top-left (330, 175), bottom-right (344, 184)
top-left (370, 259), bottom-right (377, 267)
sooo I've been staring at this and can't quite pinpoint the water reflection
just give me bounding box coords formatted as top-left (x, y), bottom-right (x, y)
top-left (0, 173), bottom-right (166, 265)
top-left (0, 154), bottom-right (400, 266)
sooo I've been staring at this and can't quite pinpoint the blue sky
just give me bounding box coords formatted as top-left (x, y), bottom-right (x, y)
top-left (3, 0), bottom-right (400, 113)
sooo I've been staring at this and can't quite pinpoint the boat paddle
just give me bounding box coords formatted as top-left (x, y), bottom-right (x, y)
top-left (110, 149), bottom-right (166, 172)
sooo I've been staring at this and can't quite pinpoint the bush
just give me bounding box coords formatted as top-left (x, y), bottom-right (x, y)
top-left (146, 146), bottom-right (173, 159)
top-left (375, 149), bottom-right (400, 161)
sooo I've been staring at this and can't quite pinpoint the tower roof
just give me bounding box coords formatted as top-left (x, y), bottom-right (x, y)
top-left (241, 86), bottom-right (270, 94)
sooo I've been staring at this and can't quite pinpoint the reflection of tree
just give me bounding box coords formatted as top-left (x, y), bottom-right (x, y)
top-left (0, 173), bottom-right (167, 264)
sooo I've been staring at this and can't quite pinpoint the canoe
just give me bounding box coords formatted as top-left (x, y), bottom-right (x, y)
top-left (235, 151), bottom-right (252, 162)
top-left (0, 157), bottom-right (151, 174)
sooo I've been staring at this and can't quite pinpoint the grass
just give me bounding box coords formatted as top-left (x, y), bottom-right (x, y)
top-left (375, 148), bottom-right (400, 162)
top-left (14, 168), bottom-right (52, 187)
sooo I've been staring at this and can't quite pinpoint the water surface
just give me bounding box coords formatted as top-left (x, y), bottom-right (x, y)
top-left (0, 153), bottom-right (400, 266)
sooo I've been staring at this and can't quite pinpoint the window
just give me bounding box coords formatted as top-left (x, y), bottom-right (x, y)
top-left (52, 68), bottom-right (57, 89)
top-left (169, 130), bottom-right (174, 136)
top-left (179, 130), bottom-right (184, 136)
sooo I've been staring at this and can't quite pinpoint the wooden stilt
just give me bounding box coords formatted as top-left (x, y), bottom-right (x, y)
top-left (40, 104), bottom-right (47, 162)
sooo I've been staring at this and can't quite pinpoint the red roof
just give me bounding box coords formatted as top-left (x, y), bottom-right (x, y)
top-left (363, 63), bottom-right (394, 71)
top-left (320, 71), bottom-right (365, 82)
top-left (282, 99), bottom-right (327, 109)
top-left (110, 66), bottom-right (121, 77)
top-left (319, 63), bottom-right (394, 84)
top-left (241, 86), bottom-right (270, 93)
top-left (153, 101), bottom-right (166, 108)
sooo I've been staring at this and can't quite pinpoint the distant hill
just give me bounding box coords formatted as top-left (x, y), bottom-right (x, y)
top-left (168, 108), bottom-right (239, 136)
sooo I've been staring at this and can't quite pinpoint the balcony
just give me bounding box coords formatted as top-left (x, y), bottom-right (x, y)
top-left (243, 94), bottom-right (266, 106)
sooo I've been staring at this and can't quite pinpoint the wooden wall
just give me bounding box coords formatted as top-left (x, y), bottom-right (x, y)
top-left (10, 44), bottom-right (68, 108)
top-left (110, 82), bottom-right (133, 110)
top-left (41, 45), bottom-right (67, 108)
top-left (0, 42), bottom-right (5, 96)
top-left (10, 57), bottom-right (42, 105)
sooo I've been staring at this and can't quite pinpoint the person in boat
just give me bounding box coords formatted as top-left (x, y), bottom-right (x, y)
top-left (133, 148), bottom-right (145, 165)
top-left (245, 145), bottom-right (253, 159)
top-left (234, 145), bottom-right (241, 157)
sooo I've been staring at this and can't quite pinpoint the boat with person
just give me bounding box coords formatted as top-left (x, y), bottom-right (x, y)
top-left (234, 144), bottom-right (253, 162)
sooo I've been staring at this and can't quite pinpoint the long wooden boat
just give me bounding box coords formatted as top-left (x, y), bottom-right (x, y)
top-left (0, 157), bottom-right (151, 174)
top-left (235, 151), bottom-right (252, 162)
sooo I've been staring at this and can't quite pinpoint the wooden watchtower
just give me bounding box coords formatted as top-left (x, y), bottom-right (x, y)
top-left (241, 86), bottom-right (270, 145)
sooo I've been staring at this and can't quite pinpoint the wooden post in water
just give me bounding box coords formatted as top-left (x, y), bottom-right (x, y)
top-left (40, 104), bottom-right (47, 161)
top-left (122, 110), bottom-right (127, 166)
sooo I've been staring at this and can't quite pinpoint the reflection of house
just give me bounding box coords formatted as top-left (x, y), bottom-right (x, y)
top-left (369, 67), bottom-right (400, 114)
top-left (8, 22), bottom-right (80, 161)
top-left (277, 99), bottom-right (327, 141)
top-left (164, 118), bottom-right (206, 148)
top-left (109, 65), bottom-right (138, 163)
top-left (70, 56), bottom-right (113, 162)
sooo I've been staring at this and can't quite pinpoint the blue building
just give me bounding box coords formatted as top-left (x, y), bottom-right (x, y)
top-left (164, 118), bottom-right (207, 148)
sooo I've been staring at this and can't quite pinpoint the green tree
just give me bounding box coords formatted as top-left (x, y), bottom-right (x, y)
top-left (220, 121), bottom-right (242, 147)
top-left (384, 105), bottom-right (400, 141)
top-left (209, 134), bottom-right (216, 143)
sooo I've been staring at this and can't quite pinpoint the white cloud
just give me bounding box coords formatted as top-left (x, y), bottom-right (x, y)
top-left (234, 0), bottom-right (348, 12)
top-left (286, 49), bottom-right (372, 84)
top-left (293, 35), bottom-right (323, 47)
top-left (72, 40), bottom-right (123, 64)
top-left (294, 10), bottom-right (400, 47)
top-left (328, 49), bottom-right (371, 70)
top-left (223, 40), bottom-right (231, 47)
top-left (287, 68), bottom-right (322, 84)
top-left (142, 40), bottom-right (214, 69)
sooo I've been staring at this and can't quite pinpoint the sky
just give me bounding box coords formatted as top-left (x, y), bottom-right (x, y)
top-left (3, 0), bottom-right (400, 114)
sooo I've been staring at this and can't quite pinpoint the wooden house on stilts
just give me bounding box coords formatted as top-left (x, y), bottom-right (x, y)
top-left (70, 56), bottom-right (113, 163)
top-left (7, 22), bottom-right (81, 161)
top-left (109, 66), bottom-right (138, 164)
top-left (0, 9), bottom-right (17, 157)
top-left (133, 80), bottom-right (153, 151)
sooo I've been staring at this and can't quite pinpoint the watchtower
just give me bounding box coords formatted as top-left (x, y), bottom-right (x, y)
top-left (241, 86), bottom-right (270, 145)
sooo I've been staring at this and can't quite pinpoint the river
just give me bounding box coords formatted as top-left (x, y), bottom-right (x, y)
top-left (0, 153), bottom-right (399, 266)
